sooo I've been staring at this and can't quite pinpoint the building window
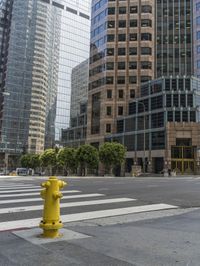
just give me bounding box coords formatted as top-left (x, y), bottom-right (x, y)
top-left (129, 76), bottom-right (137, 84)
top-left (106, 76), bottom-right (114, 84)
top-left (197, 31), bottom-right (200, 40)
top-left (141, 76), bottom-right (151, 83)
top-left (141, 5), bottom-right (152, 13)
top-left (151, 111), bottom-right (164, 128)
top-left (118, 47), bottom-right (126, 55)
top-left (129, 33), bottom-right (137, 41)
top-left (106, 124), bottom-right (111, 133)
top-left (117, 76), bottom-right (125, 84)
top-left (118, 106), bottom-right (123, 115)
top-left (118, 34), bottom-right (126, 41)
top-left (118, 62), bottom-right (125, 69)
top-left (141, 61), bottom-right (152, 69)
top-left (107, 90), bottom-right (112, 99)
top-left (107, 48), bottom-right (114, 56)
top-left (119, 20), bottom-right (126, 28)
top-left (107, 34), bottom-right (115, 42)
top-left (130, 6), bottom-right (138, 13)
top-left (167, 111), bottom-right (173, 122)
top-left (141, 19), bottom-right (152, 27)
top-left (151, 131), bottom-right (165, 150)
top-left (107, 106), bottom-right (112, 116)
top-left (141, 33), bottom-right (152, 41)
top-left (108, 7), bottom-right (115, 15)
top-left (118, 90), bottom-right (124, 98)
top-left (130, 89), bottom-right (135, 98)
top-left (130, 20), bottom-right (137, 27)
top-left (107, 21), bottom-right (115, 28)
top-left (106, 62), bottom-right (114, 70)
top-left (129, 47), bottom-right (137, 55)
top-left (117, 120), bottom-right (124, 133)
top-left (141, 47), bottom-right (152, 55)
top-left (129, 61), bottom-right (137, 69)
top-left (119, 6), bottom-right (126, 14)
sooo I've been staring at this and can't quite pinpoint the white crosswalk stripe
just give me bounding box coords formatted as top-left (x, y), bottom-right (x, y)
top-left (0, 182), bottom-right (178, 231)
top-left (0, 188), bottom-right (42, 193)
top-left (0, 186), bottom-right (41, 191)
top-left (0, 190), bottom-right (80, 198)
top-left (0, 198), bottom-right (136, 214)
top-left (0, 185), bottom-right (39, 189)
top-left (0, 193), bottom-right (104, 204)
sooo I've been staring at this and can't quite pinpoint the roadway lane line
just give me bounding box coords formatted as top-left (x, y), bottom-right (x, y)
top-left (0, 198), bottom-right (136, 214)
top-left (0, 203), bottom-right (178, 231)
top-left (0, 190), bottom-right (80, 198)
top-left (0, 193), bottom-right (104, 204)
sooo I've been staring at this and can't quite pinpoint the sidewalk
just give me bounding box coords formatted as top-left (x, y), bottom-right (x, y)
top-left (0, 207), bottom-right (200, 265)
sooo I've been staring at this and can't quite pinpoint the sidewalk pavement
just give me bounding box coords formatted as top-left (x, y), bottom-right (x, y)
top-left (0, 207), bottom-right (200, 265)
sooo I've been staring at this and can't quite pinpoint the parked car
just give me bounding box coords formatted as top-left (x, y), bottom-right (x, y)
top-left (16, 168), bottom-right (28, 176)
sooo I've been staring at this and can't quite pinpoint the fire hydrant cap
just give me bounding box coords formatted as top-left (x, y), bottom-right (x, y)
top-left (49, 176), bottom-right (57, 180)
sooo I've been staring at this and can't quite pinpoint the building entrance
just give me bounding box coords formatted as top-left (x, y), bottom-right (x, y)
top-left (171, 145), bottom-right (195, 174)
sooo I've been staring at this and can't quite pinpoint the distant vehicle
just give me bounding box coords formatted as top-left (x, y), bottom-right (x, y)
top-left (16, 168), bottom-right (28, 176)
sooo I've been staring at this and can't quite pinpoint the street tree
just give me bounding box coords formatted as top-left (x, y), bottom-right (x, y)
top-left (30, 154), bottom-right (41, 170)
top-left (57, 147), bottom-right (77, 175)
top-left (76, 144), bottom-right (99, 176)
top-left (40, 148), bottom-right (57, 175)
top-left (99, 142), bottom-right (126, 175)
top-left (20, 154), bottom-right (32, 168)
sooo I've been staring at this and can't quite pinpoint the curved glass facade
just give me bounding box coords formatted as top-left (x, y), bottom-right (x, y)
top-left (0, 0), bottom-right (91, 154)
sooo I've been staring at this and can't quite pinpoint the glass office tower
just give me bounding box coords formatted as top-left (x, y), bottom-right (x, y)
top-left (194, 0), bottom-right (200, 78)
top-left (156, 0), bottom-right (193, 77)
top-left (54, 0), bottom-right (91, 142)
top-left (0, 0), bottom-right (91, 161)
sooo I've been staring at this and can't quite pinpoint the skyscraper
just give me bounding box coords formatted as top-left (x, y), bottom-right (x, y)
top-left (0, 0), bottom-right (91, 165)
top-left (85, 0), bottom-right (200, 175)
top-left (87, 0), bottom-right (155, 144)
top-left (61, 59), bottom-right (89, 147)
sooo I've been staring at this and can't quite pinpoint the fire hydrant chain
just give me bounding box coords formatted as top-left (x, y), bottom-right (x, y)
top-left (39, 176), bottom-right (67, 238)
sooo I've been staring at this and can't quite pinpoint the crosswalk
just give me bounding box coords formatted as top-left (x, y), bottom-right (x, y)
top-left (0, 182), bottom-right (178, 232)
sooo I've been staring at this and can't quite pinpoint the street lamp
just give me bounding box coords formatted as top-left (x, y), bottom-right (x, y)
top-left (137, 101), bottom-right (146, 173)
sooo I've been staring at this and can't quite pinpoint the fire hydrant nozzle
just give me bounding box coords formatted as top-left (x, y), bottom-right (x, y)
top-left (39, 176), bottom-right (67, 238)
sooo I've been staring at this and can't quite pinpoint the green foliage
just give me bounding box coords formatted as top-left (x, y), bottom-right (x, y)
top-left (20, 154), bottom-right (32, 168)
top-left (40, 149), bottom-right (57, 168)
top-left (57, 147), bottom-right (77, 173)
top-left (20, 154), bottom-right (41, 169)
top-left (99, 142), bottom-right (126, 173)
top-left (30, 154), bottom-right (41, 169)
top-left (76, 144), bottom-right (99, 174)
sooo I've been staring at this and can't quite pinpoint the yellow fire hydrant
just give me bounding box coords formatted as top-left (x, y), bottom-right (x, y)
top-left (39, 176), bottom-right (67, 238)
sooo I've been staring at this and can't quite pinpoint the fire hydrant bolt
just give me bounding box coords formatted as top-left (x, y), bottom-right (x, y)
top-left (39, 176), bottom-right (67, 238)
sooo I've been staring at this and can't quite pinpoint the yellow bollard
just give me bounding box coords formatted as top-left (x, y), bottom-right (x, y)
top-left (39, 176), bottom-right (67, 238)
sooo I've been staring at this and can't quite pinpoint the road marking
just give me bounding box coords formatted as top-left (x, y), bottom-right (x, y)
top-left (0, 198), bottom-right (136, 214)
top-left (0, 190), bottom-right (80, 198)
top-left (0, 203), bottom-right (178, 231)
top-left (0, 186), bottom-right (41, 190)
top-left (0, 188), bottom-right (42, 194)
top-left (0, 193), bottom-right (104, 204)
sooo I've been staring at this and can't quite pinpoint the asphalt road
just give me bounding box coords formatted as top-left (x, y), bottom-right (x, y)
top-left (1, 176), bottom-right (200, 266)
top-left (0, 176), bottom-right (200, 225)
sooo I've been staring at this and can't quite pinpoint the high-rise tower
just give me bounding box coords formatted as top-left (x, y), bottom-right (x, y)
top-left (0, 0), bottom-right (91, 163)
top-left (85, 0), bottom-right (200, 175)
top-left (87, 0), bottom-right (154, 145)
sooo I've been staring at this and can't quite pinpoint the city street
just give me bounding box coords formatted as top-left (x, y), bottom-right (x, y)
top-left (0, 176), bottom-right (200, 265)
